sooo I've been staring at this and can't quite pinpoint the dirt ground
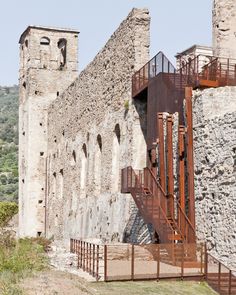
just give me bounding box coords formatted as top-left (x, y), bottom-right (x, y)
top-left (19, 269), bottom-right (217, 295)
top-left (19, 270), bottom-right (95, 295)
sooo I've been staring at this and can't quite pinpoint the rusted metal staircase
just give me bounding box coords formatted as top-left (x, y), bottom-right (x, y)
top-left (122, 51), bottom-right (236, 274)
top-left (122, 166), bottom-right (195, 245)
top-left (121, 166), bottom-right (198, 267)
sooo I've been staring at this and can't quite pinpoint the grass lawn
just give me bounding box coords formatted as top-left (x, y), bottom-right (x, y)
top-left (90, 280), bottom-right (217, 295)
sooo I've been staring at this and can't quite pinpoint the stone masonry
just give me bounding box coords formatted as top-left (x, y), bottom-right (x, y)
top-left (193, 87), bottom-right (236, 268)
top-left (46, 8), bottom-right (150, 245)
top-left (213, 0), bottom-right (236, 59)
top-left (19, 2), bottom-right (236, 269)
top-left (19, 26), bottom-right (79, 237)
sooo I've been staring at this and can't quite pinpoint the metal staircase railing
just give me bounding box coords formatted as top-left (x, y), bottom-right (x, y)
top-left (132, 51), bottom-right (176, 97)
top-left (122, 166), bottom-right (177, 244)
top-left (143, 167), bottom-right (196, 244)
top-left (205, 249), bottom-right (236, 295)
top-left (121, 166), bottom-right (196, 244)
top-left (132, 52), bottom-right (236, 97)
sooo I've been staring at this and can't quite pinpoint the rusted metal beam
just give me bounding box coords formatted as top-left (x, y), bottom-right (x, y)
top-left (185, 87), bottom-right (195, 230)
top-left (157, 113), bottom-right (166, 191)
top-left (178, 125), bottom-right (185, 213)
top-left (204, 243), bottom-right (208, 280)
top-left (181, 243), bottom-right (184, 280)
top-left (131, 245), bottom-right (134, 280)
top-left (86, 242), bottom-right (89, 272)
top-left (92, 244), bottom-right (95, 276)
top-left (150, 148), bottom-right (157, 175)
top-left (83, 241), bottom-right (86, 271)
top-left (96, 245), bottom-right (99, 281)
top-left (167, 115), bottom-right (174, 218)
top-left (157, 244), bottom-right (160, 280)
top-left (89, 243), bottom-right (92, 274)
top-left (157, 113), bottom-right (167, 214)
top-left (104, 245), bottom-right (107, 282)
top-left (229, 270), bottom-right (232, 295)
top-left (218, 262), bottom-right (221, 291)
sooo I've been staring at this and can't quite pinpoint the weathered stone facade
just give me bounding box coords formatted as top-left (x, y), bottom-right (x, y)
top-left (19, 26), bottom-right (79, 237)
top-left (213, 0), bottom-right (236, 59)
top-left (45, 9), bottom-right (150, 245)
top-left (18, 3), bottom-right (236, 269)
top-left (193, 87), bottom-right (236, 268)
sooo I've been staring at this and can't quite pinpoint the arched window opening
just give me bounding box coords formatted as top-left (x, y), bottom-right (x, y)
top-left (72, 150), bottom-right (76, 163)
top-left (80, 144), bottom-right (88, 194)
top-left (40, 37), bottom-right (50, 69)
top-left (114, 123), bottom-right (121, 144)
top-left (40, 37), bottom-right (50, 46)
top-left (111, 124), bottom-right (121, 192)
top-left (97, 134), bottom-right (102, 151)
top-left (59, 169), bottom-right (63, 199)
top-left (82, 143), bottom-right (87, 158)
top-left (94, 135), bottom-right (102, 195)
top-left (52, 172), bottom-right (56, 196)
top-left (58, 38), bottom-right (67, 68)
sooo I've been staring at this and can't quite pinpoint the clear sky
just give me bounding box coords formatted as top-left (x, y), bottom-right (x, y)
top-left (0, 0), bottom-right (212, 86)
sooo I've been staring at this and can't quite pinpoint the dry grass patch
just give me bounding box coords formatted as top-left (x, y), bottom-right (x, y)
top-left (90, 280), bottom-right (218, 295)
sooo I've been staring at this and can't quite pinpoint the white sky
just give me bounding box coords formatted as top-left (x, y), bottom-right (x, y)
top-left (0, 0), bottom-right (212, 86)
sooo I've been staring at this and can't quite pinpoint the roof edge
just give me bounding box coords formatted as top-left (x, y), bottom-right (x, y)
top-left (175, 44), bottom-right (213, 57)
top-left (19, 25), bottom-right (80, 43)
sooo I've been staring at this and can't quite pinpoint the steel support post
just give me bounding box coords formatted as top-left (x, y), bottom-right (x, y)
top-left (185, 87), bottom-right (196, 231)
top-left (178, 125), bottom-right (185, 213)
top-left (167, 115), bottom-right (174, 218)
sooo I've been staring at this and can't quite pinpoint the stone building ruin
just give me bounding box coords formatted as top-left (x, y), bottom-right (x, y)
top-left (18, 0), bottom-right (236, 273)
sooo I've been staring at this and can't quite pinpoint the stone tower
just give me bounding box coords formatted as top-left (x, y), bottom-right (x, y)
top-left (213, 0), bottom-right (236, 58)
top-left (18, 26), bottom-right (79, 237)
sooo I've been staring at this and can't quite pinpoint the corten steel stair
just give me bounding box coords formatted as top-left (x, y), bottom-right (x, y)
top-left (121, 166), bottom-right (195, 244)
top-left (121, 166), bottom-right (197, 267)
top-left (121, 51), bottom-right (236, 272)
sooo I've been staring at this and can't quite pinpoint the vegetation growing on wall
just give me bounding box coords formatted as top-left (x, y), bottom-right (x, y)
top-left (0, 86), bottom-right (18, 202)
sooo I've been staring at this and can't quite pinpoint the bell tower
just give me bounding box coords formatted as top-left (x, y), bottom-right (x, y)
top-left (18, 26), bottom-right (79, 237)
top-left (213, 0), bottom-right (236, 58)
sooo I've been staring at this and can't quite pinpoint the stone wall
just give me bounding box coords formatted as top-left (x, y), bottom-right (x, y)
top-left (193, 86), bottom-right (236, 268)
top-left (18, 27), bottom-right (79, 237)
top-left (213, 0), bottom-right (236, 59)
top-left (46, 9), bottom-right (151, 246)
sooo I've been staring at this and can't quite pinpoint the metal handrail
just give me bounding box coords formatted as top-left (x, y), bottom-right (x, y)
top-left (123, 166), bottom-right (176, 244)
top-left (206, 251), bottom-right (236, 295)
top-left (132, 52), bottom-right (236, 97)
top-left (132, 51), bottom-right (176, 96)
top-left (144, 167), bottom-right (195, 243)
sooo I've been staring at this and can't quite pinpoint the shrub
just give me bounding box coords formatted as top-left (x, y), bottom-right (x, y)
top-left (30, 237), bottom-right (52, 252)
top-left (0, 238), bottom-right (47, 273)
top-left (0, 233), bottom-right (49, 294)
top-left (0, 202), bottom-right (18, 227)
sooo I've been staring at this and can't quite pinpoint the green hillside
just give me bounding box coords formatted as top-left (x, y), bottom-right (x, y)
top-left (0, 86), bottom-right (18, 202)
